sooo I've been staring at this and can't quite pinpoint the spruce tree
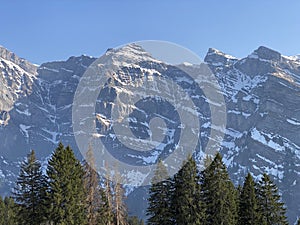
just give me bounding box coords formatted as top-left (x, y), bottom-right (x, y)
top-left (146, 160), bottom-right (174, 225)
top-left (12, 150), bottom-right (47, 225)
top-left (236, 184), bottom-right (242, 217)
top-left (46, 143), bottom-right (87, 225)
top-left (201, 152), bottom-right (238, 225)
top-left (256, 173), bottom-right (288, 225)
top-left (238, 173), bottom-right (260, 225)
top-left (172, 156), bottom-right (204, 225)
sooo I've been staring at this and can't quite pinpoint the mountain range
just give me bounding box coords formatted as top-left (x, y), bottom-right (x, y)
top-left (0, 44), bottom-right (299, 224)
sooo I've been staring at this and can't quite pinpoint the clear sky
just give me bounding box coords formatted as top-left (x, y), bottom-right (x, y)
top-left (1, 0), bottom-right (300, 64)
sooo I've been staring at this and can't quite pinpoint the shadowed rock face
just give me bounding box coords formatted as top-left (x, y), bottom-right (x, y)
top-left (0, 44), bottom-right (299, 223)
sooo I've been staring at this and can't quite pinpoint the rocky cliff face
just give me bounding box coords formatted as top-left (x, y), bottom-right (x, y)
top-left (0, 46), bottom-right (37, 125)
top-left (0, 45), bottom-right (299, 223)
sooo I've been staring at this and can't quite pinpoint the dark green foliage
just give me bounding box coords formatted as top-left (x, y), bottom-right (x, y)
top-left (147, 160), bottom-right (174, 225)
top-left (128, 216), bottom-right (144, 225)
top-left (12, 150), bottom-right (47, 225)
top-left (0, 144), bottom-right (294, 224)
top-left (46, 143), bottom-right (87, 225)
top-left (172, 156), bottom-right (204, 225)
top-left (297, 217), bottom-right (300, 225)
top-left (256, 173), bottom-right (288, 225)
top-left (201, 152), bottom-right (238, 225)
top-left (0, 196), bottom-right (4, 225)
top-left (238, 173), bottom-right (260, 225)
top-left (2, 197), bottom-right (16, 225)
top-left (236, 184), bottom-right (242, 216)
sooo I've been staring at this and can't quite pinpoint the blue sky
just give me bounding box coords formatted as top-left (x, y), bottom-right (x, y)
top-left (1, 0), bottom-right (300, 64)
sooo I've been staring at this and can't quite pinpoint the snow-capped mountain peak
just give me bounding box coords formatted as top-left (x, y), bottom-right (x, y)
top-left (204, 47), bottom-right (238, 67)
top-left (248, 46), bottom-right (281, 61)
top-left (206, 47), bottom-right (237, 59)
top-left (0, 46), bottom-right (37, 74)
top-left (106, 43), bottom-right (163, 67)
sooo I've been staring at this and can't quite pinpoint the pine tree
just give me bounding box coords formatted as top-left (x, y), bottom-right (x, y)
top-left (146, 160), bottom-right (174, 225)
top-left (83, 146), bottom-right (108, 225)
top-left (46, 143), bottom-right (87, 225)
top-left (256, 173), bottom-right (288, 225)
top-left (103, 164), bottom-right (115, 225)
top-left (172, 156), bottom-right (204, 225)
top-left (201, 152), bottom-right (238, 225)
top-left (12, 150), bottom-right (47, 225)
top-left (98, 189), bottom-right (114, 225)
top-left (113, 170), bottom-right (128, 225)
top-left (238, 173), bottom-right (260, 225)
top-left (3, 197), bottom-right (16, 225)
top-left (297, 217), bottom-right (300, 225)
